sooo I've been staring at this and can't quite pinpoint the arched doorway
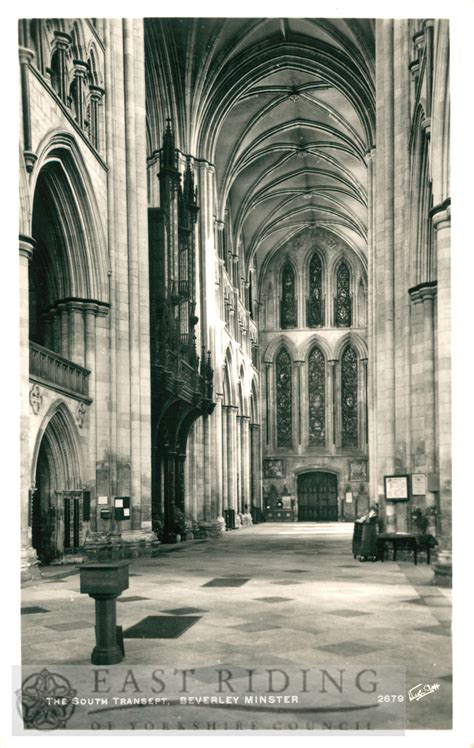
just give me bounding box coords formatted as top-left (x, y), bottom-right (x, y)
top-left (297, 472), bottom-right (338, 522)
top-left (32, 404), bottom-right (85, 563)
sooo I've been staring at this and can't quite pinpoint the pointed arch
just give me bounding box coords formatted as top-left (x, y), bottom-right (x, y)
top-left (31, 400), bottom-right (85, 489)
top-left (30, 131), bottom-right (109, 306)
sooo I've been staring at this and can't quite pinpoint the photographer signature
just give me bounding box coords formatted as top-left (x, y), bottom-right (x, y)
top-left (408, 683), bottom-right (440, 702)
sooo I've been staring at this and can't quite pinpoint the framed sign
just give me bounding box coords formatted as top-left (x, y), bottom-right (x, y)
top-left (384, 474), bottom-right (410, 501)
top-left (263, 459), bottom-right (286, 478)
top-left (411, 473), bottom-right (426, 496)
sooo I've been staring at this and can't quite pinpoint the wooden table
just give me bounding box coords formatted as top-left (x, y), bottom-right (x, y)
top-left (376, 533), bottom-right (438, 565)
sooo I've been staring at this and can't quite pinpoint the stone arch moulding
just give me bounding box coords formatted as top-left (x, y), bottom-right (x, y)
top-left (223, 346), bottom-right (238, 407)
top-left (19, 145), bottom-right (32, 236)
top-left (30, 130), bottom-right (109, 303)
top-left (30, 399), bottom-right (85, 489)
top-left (263, 335), bottom-right (298, 364)
top-left (333, 331), bottom-right (368, 361)
top-left (293, 465), bottom-right (342, 480)
top-left (298, 334), bottom-right (333, 362)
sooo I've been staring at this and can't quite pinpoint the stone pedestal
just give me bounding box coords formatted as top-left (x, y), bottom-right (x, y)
top-left (198, 519), bottom-right (225, 539)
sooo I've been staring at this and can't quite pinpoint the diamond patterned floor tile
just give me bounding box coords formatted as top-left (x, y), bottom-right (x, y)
top-left (123, 615), bottom-right (201, 639)
top-left (21, 607), bottom-right (50, 615)
top-left (315, 640), bottom-right (384, 656)
top-left (229, 622), bottom-right (282, 632)
top-left (202, 578), bottom-right (250, 587)
top-left (271, 580), bottom-right (303, 585)
top-left (46, 620), bottom-right (94, 631)
top-left (162, 607), bottom-right (209, 615)
top-left (415, 625), bottom-right (451, 637)
top-left (254, 596), bottom-right (293, 603)
top-left (118, 596), bottom-right (151, 603)
top-left (286, 569), bottom-right (309, 573)
top-left (328, 609), bottom-right (369, 618)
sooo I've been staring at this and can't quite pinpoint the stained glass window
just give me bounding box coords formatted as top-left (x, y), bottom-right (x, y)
top-left (341, 345), bottom-right (358, 447)
top-left (280, 261), bottom-right (297, 328)
top-left (307, 253), bottom-right (324, 327)
top-left (308, 347), bottom-right (325, 445)
top-left (334, 261), bottom-right (352, 327)
top-left (276, 349), bottom-right (293, 448)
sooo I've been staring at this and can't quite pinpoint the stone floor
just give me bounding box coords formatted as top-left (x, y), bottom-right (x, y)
top-left (19, 523), bottom-right (452, 733)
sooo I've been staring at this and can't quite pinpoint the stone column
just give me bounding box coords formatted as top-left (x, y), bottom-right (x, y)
top-left (203, 416), bottom-right (212, 520)
top-left (84, 303), bottom-right (98, 530)
top-left (241, 415), bottom-right (251, 512)
top-left (19, 235), bottom-right (39, 580)
top-left (213, 394), bottom-right (224, 520)
top-left (68, 301), bottom-right (85, 367)
top-left (221, 405), bottom-right (229, 512)
top-left (421, 284), bottom-right (438, 533)
top-left (51, 31), bottom-right (72, 104)
top-left (250, 424), bottom-right (262, 512)
top-left (18, 47), bottom-right (37, 172)
top-left (72, 60), bottom-right (89, 130)
top-left (89, 85), bottom-right (105, 151)
top-left (432, 201), bottom-right (451, 584)
top-left (237, 414), bottom-right (243, 513)
top-left (360, 358), bottom-right (368, 451)
top-left (228, 406), bottom-right (238, 512)
top-left (58, 303), bottom-right (69, 359)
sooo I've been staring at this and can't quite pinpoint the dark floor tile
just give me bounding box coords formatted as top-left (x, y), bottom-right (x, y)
top-left (286, 569), bottom-right (309, 573)
top-left (202, 578), bottom-right (250, 587)
top-left (415, 625), bottom-right (451, 637)
top-left (118, 596), bottom-right (151, 603)
top-left (254, 596), bottom-right (293, 603)
top-left (21, 606), bottom-right (50, 614)
top-left (162, 607), bottom-right (209, 615)
top-left (328, 609), bottom-right (369, 618)
top-left (123, 615), bottom-right (201, 639)
top-left (315, 640), bottom-right (383, 657)
top-left (271, 580), bottom-right (303, 585)
top-left (46, 620), bottom-right (94, 631)
top-left (401, 598), bottom-right (426, 606)
top-left (129, 573), bottom-right (143, 577)
top-left (229, 622), bottom-right (282, 632)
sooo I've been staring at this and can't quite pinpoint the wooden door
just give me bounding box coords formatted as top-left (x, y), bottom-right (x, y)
top-left (297, 472), bottom-right (338, 521)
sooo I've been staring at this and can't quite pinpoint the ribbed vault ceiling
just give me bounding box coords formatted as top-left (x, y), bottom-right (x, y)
top-left (145, 18), bottom-right (375, 272)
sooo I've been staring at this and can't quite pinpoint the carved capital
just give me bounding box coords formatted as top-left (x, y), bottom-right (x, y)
top-left (19, 234), bottom-right (36, 262)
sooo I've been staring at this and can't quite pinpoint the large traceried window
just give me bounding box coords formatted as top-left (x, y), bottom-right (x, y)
top-left (280, 261), bottom-right (297, 329)
top-left (341, 345), bottom-right (358, 447)
top-left (276, 348), bottom-right (293, 447)
top-left (307, 253), bottom-right (324, 327)
top-left (308, 346), bottom-right (326, 446)
top-left (334, 261), bottom-right (352, 327)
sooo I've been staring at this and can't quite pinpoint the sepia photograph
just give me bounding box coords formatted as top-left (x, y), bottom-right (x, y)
top-left (4, 3), bottom-right (472, 743)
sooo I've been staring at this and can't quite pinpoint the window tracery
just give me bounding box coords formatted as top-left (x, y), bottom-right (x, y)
top-left (276, 349), bottom-right (293, 447)
top-left (280, 261), bottom-right (297, 329)
top-left (307, 253), bottom-right (324, 327)
top-left (334, 261), bottom-right (352, 327)
top-left (341, 345), bottom-right (358, 447)
top-left (308, 346), bottom-right (325, 446)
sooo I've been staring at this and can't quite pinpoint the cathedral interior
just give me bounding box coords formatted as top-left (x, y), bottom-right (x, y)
top-left (17, 17), bottom-right (452, 731)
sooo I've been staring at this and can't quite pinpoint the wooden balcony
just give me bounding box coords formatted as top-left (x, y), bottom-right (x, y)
top-left (29, 342), bottom-right (92, 403)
